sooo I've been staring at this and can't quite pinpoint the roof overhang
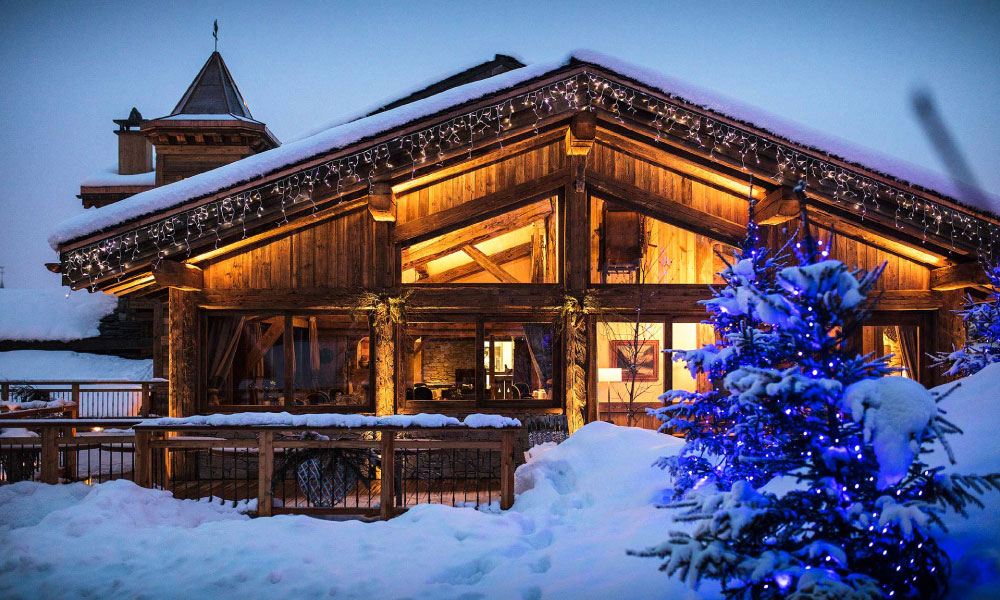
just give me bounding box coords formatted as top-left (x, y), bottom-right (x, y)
top-left (54, 60), bottom-right (1000, 292)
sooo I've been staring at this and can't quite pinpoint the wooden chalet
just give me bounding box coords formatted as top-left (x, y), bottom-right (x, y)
top-left (48, 50), bottom-right (1000, 431)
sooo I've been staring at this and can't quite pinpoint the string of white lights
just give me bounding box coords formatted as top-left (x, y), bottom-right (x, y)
top-left (62, 70), bottom-right (999, 288)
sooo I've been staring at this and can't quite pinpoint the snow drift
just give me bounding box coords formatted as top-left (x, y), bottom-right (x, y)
top-left (0, 368), bottom-right (997, 599)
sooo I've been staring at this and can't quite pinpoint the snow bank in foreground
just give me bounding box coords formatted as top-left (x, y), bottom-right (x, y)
top-left (929, 363), bottom-right (1000, 600)
top-left (0, 350), bottom-right (155, 382)
top-left (1, 367), bottom-right (996, 599)
top-left (0, 289), bottom-right (117, 342)
top-left (145, 412), bottom-right (521, 428)
top-left (0, 423), bottom-right (697, 600)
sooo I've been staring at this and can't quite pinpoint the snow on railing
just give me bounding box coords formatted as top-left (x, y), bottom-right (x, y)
top-left (0, 380), bottom-right (162, 418)
top-left (0, 414), bottom-right (521, 519)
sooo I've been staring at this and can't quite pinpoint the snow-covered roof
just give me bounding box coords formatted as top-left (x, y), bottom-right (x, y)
top-left (80, 166), bottom-right (155, 188)
top-left (0, 350), bottom-right (155, 382)
top-left (48, 50), bottom-right (999, 250)
top-left (0, 289), bottom-right (118, 342)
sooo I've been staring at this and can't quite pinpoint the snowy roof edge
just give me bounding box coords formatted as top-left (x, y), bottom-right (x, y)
top-left (48, 49), bottom-right (999, 250)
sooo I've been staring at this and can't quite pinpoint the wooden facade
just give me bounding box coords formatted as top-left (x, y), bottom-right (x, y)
top-left (53, 56), bottom-right (999, 430)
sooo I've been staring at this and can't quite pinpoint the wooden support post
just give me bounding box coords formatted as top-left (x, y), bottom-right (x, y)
top-left (71, 383), bottom-right (80, 414)
top-left (565, 310), bottom-right (588, 434)
top-left (932, 290), bottom-right (967, 386)
top-left (41, 427), bottom-right (59, 484)
top-left (168, 288), bottom-right (199, 417)
top-left (380, 430), bottom-right (396, 520)
top-left (500, 429), bottom-right (515, 510)
top-left (372, 303), bottom-right (396, 416)
top-left (586, 314), bottom-right (598, 425)
top-left (140, 383), bottom-right (150, 418)
top-left (257, 431), bottom-right (274, 517)
top-left (134, 430), bottom-right (152, 488)
top-left (565, 155), bottom-right (589, 291)
top-left (284, 314), bottom-right (294, 408)
top-left (1, 382), bottom-right (8, 402)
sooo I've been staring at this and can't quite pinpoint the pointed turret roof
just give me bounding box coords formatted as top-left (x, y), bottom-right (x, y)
top-left (170, 51), bottom-right (255, 120)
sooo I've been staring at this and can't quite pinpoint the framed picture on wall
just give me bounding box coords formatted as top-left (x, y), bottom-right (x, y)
top-left (610, 339), bottom-right (659, 382)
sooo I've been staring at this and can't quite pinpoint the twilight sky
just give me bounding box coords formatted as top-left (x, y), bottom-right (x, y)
top-left (1, 0), bottom-right (997, 289)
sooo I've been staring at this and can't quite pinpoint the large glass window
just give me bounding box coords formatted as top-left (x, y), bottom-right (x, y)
top-left (484, 322), bottom-right (555, 401)
top-left (403, 322), bottom-right (478, 401)
top-left (401, 198), bottom-right (559, 284)
top-left (291, 315), bottom-right (371, 408)
top-left (205, 314), bottom-right (287, 406)
top-left (590, 196), bottom-right (731, 284)
top-left (401, 318), bottom-right (558, 405)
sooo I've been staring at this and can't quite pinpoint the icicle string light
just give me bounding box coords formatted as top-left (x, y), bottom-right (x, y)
top-left (62, 70), bottom-right (1000, 288)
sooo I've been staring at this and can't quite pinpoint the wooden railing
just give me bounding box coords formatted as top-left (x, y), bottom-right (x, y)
top-left (0, 381), bottom-right (159, 418)
top-left (0, 419), bottom-right (519, 520)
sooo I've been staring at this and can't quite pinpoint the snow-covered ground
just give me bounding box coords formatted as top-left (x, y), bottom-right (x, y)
top-left (1, 367), bottom-right (998, 599)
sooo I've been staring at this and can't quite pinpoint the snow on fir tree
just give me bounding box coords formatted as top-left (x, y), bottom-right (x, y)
top-left (635, 188), bottom-right (1000, 599)
top-left (651, 193), bottom-right (799, 495)
top-left (934, 261), bottom-right (1000, 377)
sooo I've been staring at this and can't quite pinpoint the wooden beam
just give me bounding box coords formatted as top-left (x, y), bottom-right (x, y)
top-left (245, 321), bottom-right (285, 369)
top-left (808, 206), bottom-right (946, 267)
top-left (565, 156), bottom-right (589, 290)
top-left (461, 245), bottom-right (520, 283)
top-left (153, 260), bottom-right (204, 291)
top-left (168, 288), bottom-right (199, 417)
top-left (422, 242), bottom-right (531, 283)
top-left (931, 262), bottom-right (990, 291)
top-left (876, 290), bottom-right (943, 311)
top-left (392, 167), bottom-right (570, 244)
top-left (401, 201), bottom-right (554, 269)
top-left (756, 186), bottom-right (799, 225)
top-left (587, 171), bottom-right (746, 248)
top-left (566, 112), bottom-right (596, 156)
top-left (368, 180), bottom-right (396, 222)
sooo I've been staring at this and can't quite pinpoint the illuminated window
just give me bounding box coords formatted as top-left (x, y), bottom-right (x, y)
top-left (590, 196), bottom-right (731, 284)
top-left (401, 198), bottom-right (559, 284)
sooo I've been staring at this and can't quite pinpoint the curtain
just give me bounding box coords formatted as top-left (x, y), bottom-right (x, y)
top-left (893, 326), bottom-right (920, 380)
top-left (206, 316), bottom-right (246, 400)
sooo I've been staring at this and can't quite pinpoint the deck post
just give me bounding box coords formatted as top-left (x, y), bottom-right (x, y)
top-left (134, 430), bottom-right (152, 487)
top-left (140, 383), bottom-right (151, 418)
top-left (41, 426), bottom-right (59, 484)
top-left (380, 430), bottom-right (396, 520)
top-left (1, 382), bottom-right (8, 402)
top-left (257, 431), bottom-right (274, 517)
top-left (71, 383), bottom-right (80, 416)
top-left (500, 429), bottom-right (515, 510)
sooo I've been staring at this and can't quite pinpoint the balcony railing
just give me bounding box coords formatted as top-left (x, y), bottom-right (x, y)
top-left (0, 418), bottom-right (518, 519)
top-left (0, 381), bottom-right (160, 418)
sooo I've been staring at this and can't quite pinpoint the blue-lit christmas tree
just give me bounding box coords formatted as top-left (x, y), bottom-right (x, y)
top-left (635, 182), bottom-right (1000, 599)
top-left (934, 261), bottom-right (1000, 377)
top-left (653, 180), bottom-right (802, 495)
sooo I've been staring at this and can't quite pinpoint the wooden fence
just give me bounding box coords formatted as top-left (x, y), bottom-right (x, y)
top-left (0, 381), bottom-right (157, 418)
top-left (0, 419), bottom-right (518, 519)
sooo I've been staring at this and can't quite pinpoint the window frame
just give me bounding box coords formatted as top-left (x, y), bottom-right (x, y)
top-left (397, 313), bottom-right (563, 412)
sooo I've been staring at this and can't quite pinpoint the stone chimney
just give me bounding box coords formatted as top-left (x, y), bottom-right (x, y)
top-left (113, 107), bottom-right (153, 175)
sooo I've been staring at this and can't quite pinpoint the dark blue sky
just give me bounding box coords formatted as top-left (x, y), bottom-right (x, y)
top-left (1, 0), bottom-right (998, 288)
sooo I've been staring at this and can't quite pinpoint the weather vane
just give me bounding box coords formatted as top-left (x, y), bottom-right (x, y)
top-left (213, 20), bottom-right (219, 52)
